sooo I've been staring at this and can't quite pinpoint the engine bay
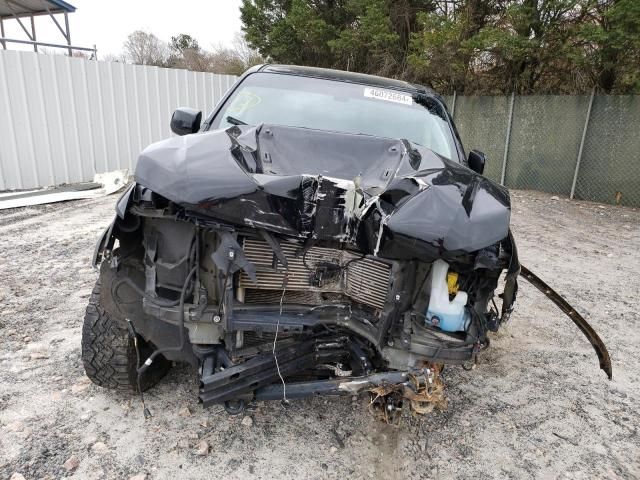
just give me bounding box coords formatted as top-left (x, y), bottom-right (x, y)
top-left (97, 188), bottom-right (520, 416)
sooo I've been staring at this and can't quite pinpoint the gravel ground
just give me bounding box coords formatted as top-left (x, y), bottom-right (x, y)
top-left (0, 189), bottom-right (638, 480)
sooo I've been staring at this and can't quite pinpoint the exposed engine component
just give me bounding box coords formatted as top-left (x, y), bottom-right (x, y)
top-left (239, 238), bottom-right (392, 310)
top-left (369, 364), bottom-right (447, 424)
top-left (425, 259), bottom-right (470, 332)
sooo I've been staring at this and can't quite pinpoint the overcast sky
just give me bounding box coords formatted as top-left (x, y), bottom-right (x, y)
top-left (2, 0), bottom-right (243, 58)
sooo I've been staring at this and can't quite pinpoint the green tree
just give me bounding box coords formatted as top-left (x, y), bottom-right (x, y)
top-left (407, 10), bottom-right (471, 92)
top-left (241, 0), bottom-right (348, 66)
top-left (167, 33), bottom-right (206, 70)
top-left (240, 0), bottom-right (640, 93)
top-left (407, 0), bottom-right (500, 93)
top-left (329, 0), bottom-right (401, 75)
top-left (472, 0), bottom-right (592, 93)
top-left (170, 34), bottom-right (201, 54)
top-left (241, 0), bottom-right (434, 73)
top-left (578, 0), bottom-right (640, 92)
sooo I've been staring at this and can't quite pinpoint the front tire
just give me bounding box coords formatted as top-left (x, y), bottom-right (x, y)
top-left (81, 280), bottom-right (169, 392)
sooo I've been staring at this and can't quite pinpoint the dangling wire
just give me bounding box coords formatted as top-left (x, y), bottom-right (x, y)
top-left (272, 272), bottom-right (290, 407)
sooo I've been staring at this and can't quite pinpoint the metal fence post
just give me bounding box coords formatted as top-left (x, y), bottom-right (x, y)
top-left (500, 92), bottom-right (515, 185)
top-left (451, 90), bottom-right (457, 119)
top-left (0, 18), bottom-right (5, 49)
top-left (570, 88), bottom-right (595, 199)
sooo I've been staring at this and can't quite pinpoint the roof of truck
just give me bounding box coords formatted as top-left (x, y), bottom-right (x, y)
top-left (258, 64), bottom-right (433, 95)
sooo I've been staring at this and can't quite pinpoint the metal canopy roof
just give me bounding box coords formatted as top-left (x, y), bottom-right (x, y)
top-left (0, 0), bottom-right (76, 19)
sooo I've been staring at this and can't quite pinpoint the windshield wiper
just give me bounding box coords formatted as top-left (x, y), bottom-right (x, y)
top-left (226, 115), bottom-right (247, 126)
top-left (412, 93), bottom-right (446, 120)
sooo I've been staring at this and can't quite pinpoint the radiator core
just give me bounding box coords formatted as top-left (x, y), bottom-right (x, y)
top-left (238, 238), bottom-right (391, 310)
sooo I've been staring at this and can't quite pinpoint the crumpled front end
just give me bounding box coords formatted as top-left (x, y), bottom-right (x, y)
top-left (94, 123), bottom-right (524, 415)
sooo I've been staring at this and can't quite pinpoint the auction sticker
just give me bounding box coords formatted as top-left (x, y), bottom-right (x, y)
top-left (364, 87), bottom-right (412, 105)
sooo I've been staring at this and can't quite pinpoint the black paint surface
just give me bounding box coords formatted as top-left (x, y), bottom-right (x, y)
top-left (134, 124), bottom-right (512, 259)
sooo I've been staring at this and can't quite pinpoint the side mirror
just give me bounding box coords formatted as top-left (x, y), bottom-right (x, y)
top-left (170, 107), bottom-right (202, 136)
top-left (468, 150), bottom-right (486, 175)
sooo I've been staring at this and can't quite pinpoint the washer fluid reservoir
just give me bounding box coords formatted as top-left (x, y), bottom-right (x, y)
top-left (425, 259), bottom-right (470, 332)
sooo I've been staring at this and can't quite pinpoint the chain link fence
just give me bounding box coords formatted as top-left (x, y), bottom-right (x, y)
top-left (446, 93), bottom-right (640, 207)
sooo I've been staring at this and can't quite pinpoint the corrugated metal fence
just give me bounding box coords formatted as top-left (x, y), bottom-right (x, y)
top-left (1, 50), bottom-right (638, 207)
top-left (0, 50), bottom-right (237, 190)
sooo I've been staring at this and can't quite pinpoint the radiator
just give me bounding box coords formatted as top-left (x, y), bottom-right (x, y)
top-left (239, 238), bottom-right (391, 310)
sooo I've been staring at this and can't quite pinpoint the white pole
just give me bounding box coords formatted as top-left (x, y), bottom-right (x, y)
top-left (501, 92), bottom-right (515, 186)
top-left (570, 87), bottom-right (595, 199)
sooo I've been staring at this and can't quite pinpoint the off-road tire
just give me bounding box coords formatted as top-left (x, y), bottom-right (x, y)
top-left (81, 280), bottom-right (170, 392)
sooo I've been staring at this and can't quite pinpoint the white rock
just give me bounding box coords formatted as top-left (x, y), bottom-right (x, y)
top-left (29, 352), bottom-right (50, 360)
top-left (93, 469), bottom-right (106, 478)
top-left (72, 382), bottom-right (90, 394)
top-left (10, 474), bottom-right (26, 480)
top-left (550, 196), bottom-right (559, 201)
top-left (241, 416), bottom-right (253, 427)
top-left (91, 441), bottom-right (109, 454)
top-left (50, 391), bottom-right (63, 401)
top-left (195, 440), bottom-right (209, 456)
top-left (129, 474), bottom-right (147, 480)
top-left (63, 455), bottom-right (80, 472)
top-left (330, 446), bottom-right (338, 454)
top-left (178, 406), bottom-right (191, 417)
top-left (0, 287), bottom-right (10, 302)
top-left (5, 421), bottom-right (25, 432)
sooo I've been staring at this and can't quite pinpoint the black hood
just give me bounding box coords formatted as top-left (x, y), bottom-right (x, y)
top-left (134, 124), bottom-right (511, 260)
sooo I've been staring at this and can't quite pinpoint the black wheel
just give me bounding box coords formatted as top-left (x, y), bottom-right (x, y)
top-left (81, 279), bottom-right (170, 392)
top-left (224, 399), bottom-right (246, 415)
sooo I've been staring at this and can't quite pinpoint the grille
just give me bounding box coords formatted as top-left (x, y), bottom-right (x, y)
top-left (239, 238), bottom-right (391, 310)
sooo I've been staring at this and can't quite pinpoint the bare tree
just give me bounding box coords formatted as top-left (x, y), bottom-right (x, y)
top-left (231, 33), bottom-right (264, 67)
top-left (101, 53), bottom-right (125, 63)
top-left (118, 30), bottom-right (264, 74)
top-left (203, 34), bottom-right (264, 75)
top-left (123, 31), bottom-right (168, 66)
top-left (207, 45), bottom-right (246, 75)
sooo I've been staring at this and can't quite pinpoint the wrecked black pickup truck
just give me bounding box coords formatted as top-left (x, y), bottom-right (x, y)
top-left (82, 65), bottom-right (611, 418)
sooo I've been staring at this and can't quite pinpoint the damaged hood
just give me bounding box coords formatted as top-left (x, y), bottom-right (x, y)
top-left (135, 124), bottom-right (511, 259)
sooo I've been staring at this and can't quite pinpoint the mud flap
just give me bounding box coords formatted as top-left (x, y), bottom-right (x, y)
top-left (519, 265), bottom-right (612, 380)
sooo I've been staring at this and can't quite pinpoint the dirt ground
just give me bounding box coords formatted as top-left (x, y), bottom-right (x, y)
top-left (0, 189), bottom-right (638, 480)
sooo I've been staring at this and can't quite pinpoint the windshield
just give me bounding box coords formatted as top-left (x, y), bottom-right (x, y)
top-left (210, 72), bottom-right (457, 160)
